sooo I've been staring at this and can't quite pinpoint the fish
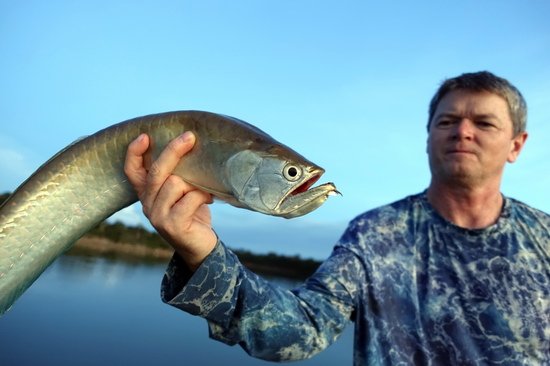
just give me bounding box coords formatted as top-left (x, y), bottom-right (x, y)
top-left (0, 110), bottom-right (338, 314)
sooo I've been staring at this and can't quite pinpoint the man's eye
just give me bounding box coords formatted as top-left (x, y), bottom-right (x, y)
top-left (477, 121), bottom-right (494, 129)
top-left (437, 119), bottom-right (453, 127)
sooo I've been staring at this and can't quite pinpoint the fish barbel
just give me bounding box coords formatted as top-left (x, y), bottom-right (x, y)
top-left (0, 111), bottom-right (338, 314)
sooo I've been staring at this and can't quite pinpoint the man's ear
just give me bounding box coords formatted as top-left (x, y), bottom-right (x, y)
top-left (507, 132), bottom-right (528, 163)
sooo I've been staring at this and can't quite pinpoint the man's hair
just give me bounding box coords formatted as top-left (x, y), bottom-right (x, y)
top-left (427, 71), bottom-right (527, 136)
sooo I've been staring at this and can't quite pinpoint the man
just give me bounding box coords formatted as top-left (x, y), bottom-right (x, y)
top-left (124, 71), bottom-right (549, 365)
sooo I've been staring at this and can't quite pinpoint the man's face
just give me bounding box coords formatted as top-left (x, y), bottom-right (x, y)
top-left (427, 90), bottom-right (527, 188)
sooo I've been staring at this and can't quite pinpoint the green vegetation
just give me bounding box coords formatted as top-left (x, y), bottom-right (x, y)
top-left (0, 191), bottom-right (321, 279)
top-left (87, 221), bottom-right (170, 249)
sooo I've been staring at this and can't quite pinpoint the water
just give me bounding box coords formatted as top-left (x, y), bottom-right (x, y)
top-left (0, 255), bottom-right (353, 365)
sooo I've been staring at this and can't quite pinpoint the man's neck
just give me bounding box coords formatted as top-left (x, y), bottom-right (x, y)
top-left (427, 181), bottom-right (504, 229)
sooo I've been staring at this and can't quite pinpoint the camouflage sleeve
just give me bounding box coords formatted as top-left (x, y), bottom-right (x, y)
top-left (160, 240), bottom-right (361, 361)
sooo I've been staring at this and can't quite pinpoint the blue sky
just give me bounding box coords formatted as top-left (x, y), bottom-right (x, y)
top-left (1, 1), bottom-right (549, 259)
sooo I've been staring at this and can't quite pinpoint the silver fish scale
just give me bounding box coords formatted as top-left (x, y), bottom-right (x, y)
top-left (0, 128), bottom-right (137, 313)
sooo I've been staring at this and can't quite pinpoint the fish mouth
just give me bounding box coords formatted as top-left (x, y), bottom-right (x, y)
top-left (290, 174), bottom-right (321, 196)
top-left (278, 171), bottom-right (340, 219)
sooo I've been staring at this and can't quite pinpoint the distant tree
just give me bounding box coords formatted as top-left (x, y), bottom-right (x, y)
top-left (87, 220), bottom-right (170, 249)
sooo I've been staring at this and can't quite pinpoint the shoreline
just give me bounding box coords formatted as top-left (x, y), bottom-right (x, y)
top-left (70, 235), bottom-right (174, 261)
top-left (69, 235), bottom-right (320, 280)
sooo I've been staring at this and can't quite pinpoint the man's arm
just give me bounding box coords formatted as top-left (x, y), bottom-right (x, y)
top-left (161, 239), bottom-right (360, 361)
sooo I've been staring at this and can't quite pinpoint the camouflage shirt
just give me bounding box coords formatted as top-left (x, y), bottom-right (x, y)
top-left (161, 192), bottom-right (550, 365)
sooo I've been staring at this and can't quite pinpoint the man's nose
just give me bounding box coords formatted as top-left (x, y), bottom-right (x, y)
top-left (452, 119), bottom-right (474, 140)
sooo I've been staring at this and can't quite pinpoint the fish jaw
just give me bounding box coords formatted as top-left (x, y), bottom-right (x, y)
top-left (276, 181), bottom-right (340, 218)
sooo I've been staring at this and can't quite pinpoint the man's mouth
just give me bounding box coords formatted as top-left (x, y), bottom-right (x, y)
top-left (446, 146), bottom-right (477, 155)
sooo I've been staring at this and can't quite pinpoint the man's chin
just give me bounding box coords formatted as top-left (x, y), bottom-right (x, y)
top-left (438, 168), bottom-right (482, 187)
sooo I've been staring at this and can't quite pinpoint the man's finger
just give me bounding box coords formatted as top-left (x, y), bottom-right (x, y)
top-left (150, 175), bottom-right (196, 219)
top-left (124, 133), bottom-right (150, 194)
top-left (143, 131), bottom-right (196, 211)
top-left (172, 189), bottom-right (213, 228)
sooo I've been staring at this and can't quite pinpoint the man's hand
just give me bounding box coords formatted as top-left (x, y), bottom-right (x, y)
top-left (124, 131), bottom-right (218, 271)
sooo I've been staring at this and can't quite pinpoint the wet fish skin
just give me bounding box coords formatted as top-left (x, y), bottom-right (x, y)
top-left (0, 111), bottom-right (337, 314)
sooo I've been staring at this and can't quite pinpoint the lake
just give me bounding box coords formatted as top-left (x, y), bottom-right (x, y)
top-left (0, 254), bottom-right (353, 365)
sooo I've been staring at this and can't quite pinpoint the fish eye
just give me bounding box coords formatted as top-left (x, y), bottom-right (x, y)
top-left (283, 164), bottom-right (302, 181)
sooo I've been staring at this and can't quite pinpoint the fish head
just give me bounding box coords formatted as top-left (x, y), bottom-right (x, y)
top-left (224, 148), bottom-right (339, 218)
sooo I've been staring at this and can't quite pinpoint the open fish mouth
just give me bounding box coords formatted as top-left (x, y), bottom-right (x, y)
top-left (290, 174), bottom-right (322, 196)
top-left (278, 172), bottom-right (340, 219)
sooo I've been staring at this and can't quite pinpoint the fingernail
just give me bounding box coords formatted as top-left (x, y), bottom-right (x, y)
top-left (133, 133), bottom-right (145, 144)
top-left (181, 131), bottom-right (194, 143)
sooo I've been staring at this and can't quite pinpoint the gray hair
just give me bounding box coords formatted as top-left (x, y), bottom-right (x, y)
top-left (427, 71), bottom-right (527, 136)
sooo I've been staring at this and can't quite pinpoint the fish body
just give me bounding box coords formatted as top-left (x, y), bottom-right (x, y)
top-left (0, 111), bottom-right (337, 314)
